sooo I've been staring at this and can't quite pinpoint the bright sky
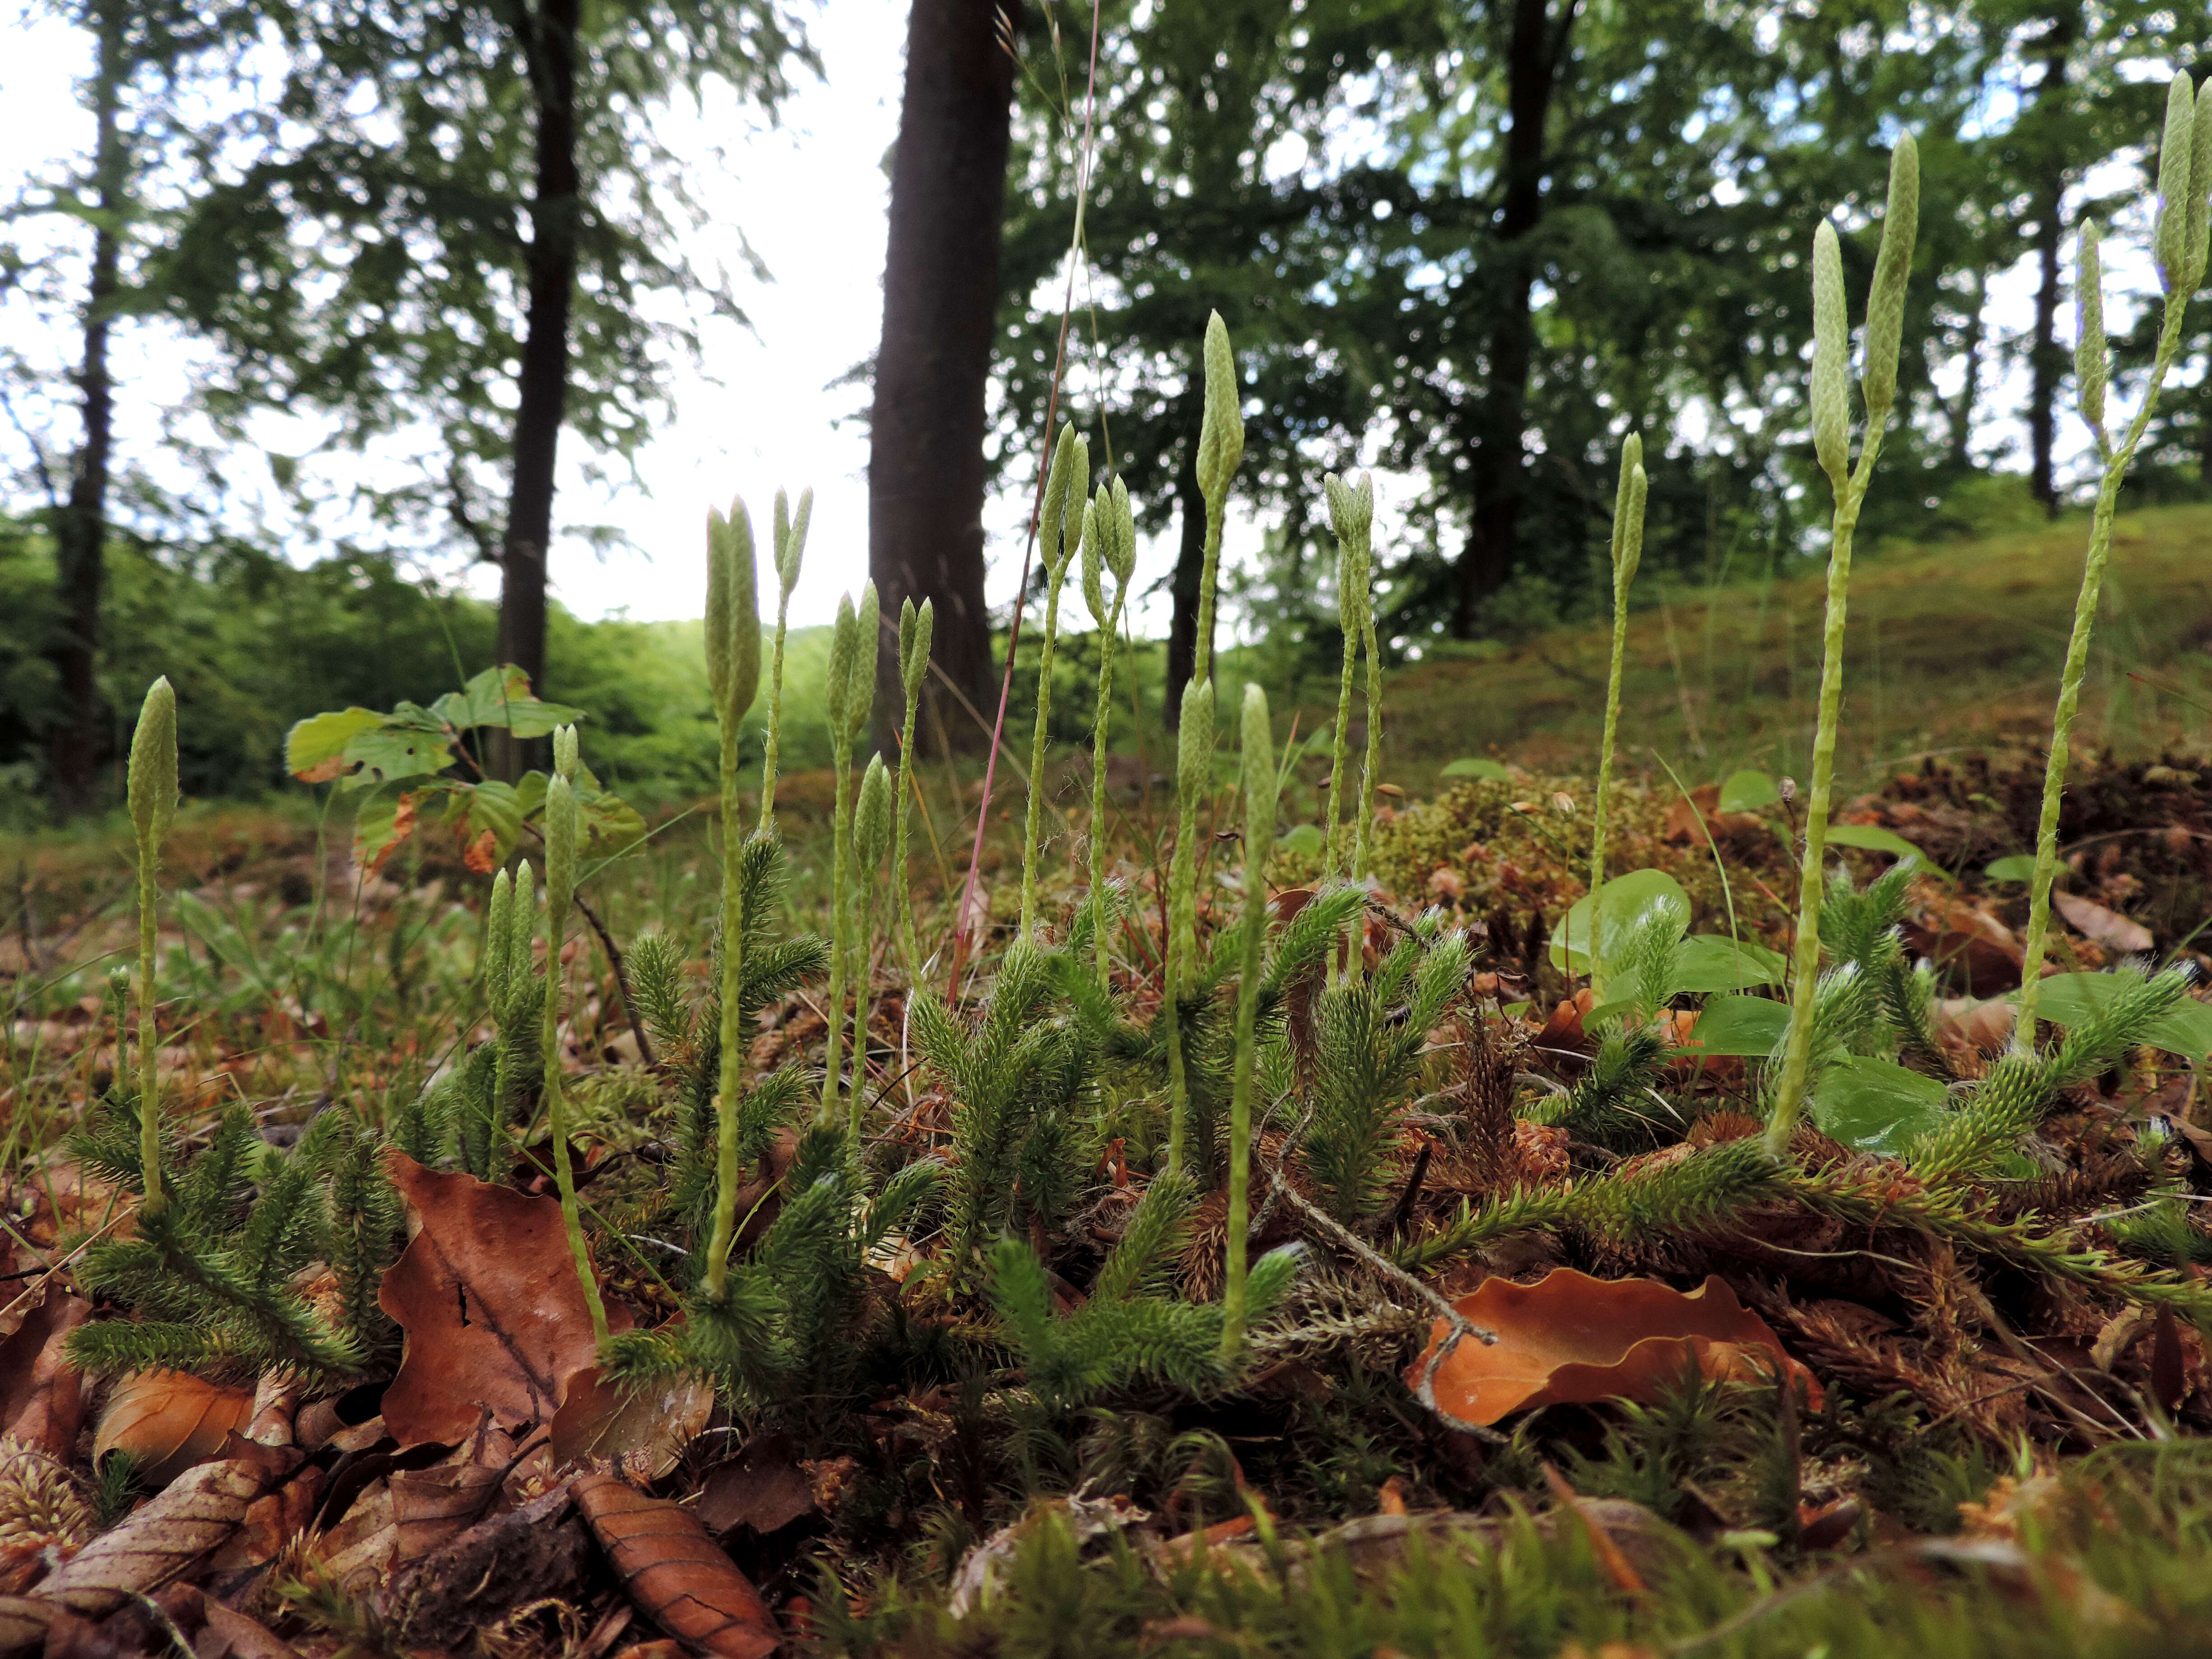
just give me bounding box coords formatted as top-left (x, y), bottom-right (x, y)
top-left (0, 7), bottom-right (2165, 642)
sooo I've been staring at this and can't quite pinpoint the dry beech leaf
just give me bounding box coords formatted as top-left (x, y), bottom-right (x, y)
top-left (374, 1483), bottom-right (590, 1650)
top-left (1406, 1268), bottom-right (1820, 1429)
top-left (378, 1153), bottom-right (632, 1448)
top-left (1905, 899), bottom-right (2023, 995)
top-left (551, 1355), bottom-right (712, 1481)
top-left (206, 1469), bottom-right (324, 1573)
top-left (0, 1286), bottom-right (90, 1459)
top-left (574, 1473), bottom-right (780, 1659)
top-left (163, 1585), bottom-right (306, 1659)
top-left (389, 1461), bottom-right (507, 1561)
top-left (94, 1371), bottom-right (255, 1489)
top-left (2054, 891), bottom-right (2154, 954)
top-left (38, 1437), bottom-right (300, 1622)
top-left (694, 1434), bottom-right (815, 1537)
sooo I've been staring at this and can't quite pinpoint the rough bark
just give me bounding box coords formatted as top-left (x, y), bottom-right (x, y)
top-left (47, 1), bottom-right (127, 819)
top-left (494, 0), bottom-right (583, 778)
top-left (1162, 431), bottom-right (1205, 728)
top-left (1454, 0), bottom-right (1579, 637)
top-left (869, 0), bottom-right (1019, 756)
top-left (2024, 9), bottom-right (2076, 518)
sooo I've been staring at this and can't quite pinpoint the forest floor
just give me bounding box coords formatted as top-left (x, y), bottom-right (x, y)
top-left (5, 506), bottom-right (2212, 1658)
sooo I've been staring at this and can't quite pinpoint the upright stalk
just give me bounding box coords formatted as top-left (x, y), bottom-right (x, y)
top-left (1218, 683), bottom-right (1277, 1362)
top-left (1018, 425), bottom-right (1087, 939)
top-left (2017, 79), bottom-right (2212, 1048)
top-left (757, 488), bottom-right (811, 836)
top-left (894, 598), bottom-right (934, 974)
top-left (126, 677), bottom-right (177, 1212)
top-left (703, 501), bottom-right (762, 1298)
top-left (1587, 438), bottom-right (1649, 999)
top-left (1083, 480), bottom-right (1136, 983)
top-left (821, 586), bottom-right (878, 1129)
top-left (1190, 311), bottom-right (1244, 688)
top-left (1767, 138), bottom-right (1919, 1154)
top-left (543, 726), bottom-right (610, 1345)
top-left (850, 756), bottom-right (894, 1143)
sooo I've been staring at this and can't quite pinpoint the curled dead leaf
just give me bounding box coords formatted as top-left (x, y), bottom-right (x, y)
top-left (378, 1153), bottom-right (632, 1448)
top-left (2054, 891), bottom-right (2154, 954)
top-left (1406, 1269), bottom-right (1820, 1429)
top-left (93, 1371), bottom-right (254, 1489)
top-left (0, 1286), bottom-right (89, 1459)
top-left (551, 1357), bottom-right (712, 1482)
top-left (574, 1473), bottom-right (780, 1659)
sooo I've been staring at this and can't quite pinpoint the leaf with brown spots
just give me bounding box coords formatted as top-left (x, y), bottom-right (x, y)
top-left (574, 1473), bottom-right (780, 1659)
top-left (92, 1371), bottom-right (254, 1489)
top-left (378, 1153), bottom-right (631, 1448)
top-left (1406, 1268), bottom-right (1820, 1429)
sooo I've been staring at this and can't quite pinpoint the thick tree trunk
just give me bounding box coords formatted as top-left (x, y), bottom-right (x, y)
top-left (494, 0), bottom-right (582, 778)
top-left (48, 3), bottom-right (126, 819)
top-left (1454, 0), bottom-right (1577, 637)
top-left (1162, 423), bottom-right (1205, 728)
top-left (2025, 9), bottom-right (2076, 518)
top-left (869, 0), bottom-right (1019, 756)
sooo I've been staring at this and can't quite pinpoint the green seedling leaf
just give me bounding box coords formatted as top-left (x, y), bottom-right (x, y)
top-left (1718, 769), bottom-right (1780, 813)
top-left (1984, 855), bottom-right (2039, 883)
top-left (1823, 823), bottom-right (1925, 861)
top-left (1678, 994), bottom-right (1790, 1057)
top-left (1277, 824), bottom-right (1326, 857)
top-left (1674, 934), bottom-right (1786, 994)
top-left (430, 665), bottom-right (587, 736)
top-left (1549, 869), bottom-right (1690, 974)
top-left (335, 719), bottom-right (456, 790)
top-left (1814, 1055), bottom-right (1950, 1157)
top-left (515, 768), bottom-right (646, 860)
top-left (286, 708), bottom-right (384, 783)
top-left (2014, 972), bottom-right (2212, 1059)
top-left (1442, 757), bottom-right (1511, 781)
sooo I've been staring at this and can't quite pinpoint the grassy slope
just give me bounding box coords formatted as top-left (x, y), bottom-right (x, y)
top-left (1367, 502), bottom-right (2212, 792)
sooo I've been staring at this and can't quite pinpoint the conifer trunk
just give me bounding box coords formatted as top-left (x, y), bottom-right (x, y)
top-left (494, 0), bottom-right (582, 778)
top-left (1454, 0), bottom-right (1578, 637)
top-left (1163, 429), bottom-right (1204, 729)
top-left (2024, 8), bottom-right (2076, 518)
top-left (48, 0), bottom-right (126, 819)
top-left (869, 0), bottom-right (1018, 754)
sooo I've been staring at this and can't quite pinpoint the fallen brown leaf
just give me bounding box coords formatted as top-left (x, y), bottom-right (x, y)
top-left (0, 1286), bottom-right (89, 1459)
top-left (378, 1153), bottom-right (632, 1448)
top-left (2054, 891), bottom-right (2154, 954)
top-left (550, 1354), bottom-right (712, 1481)
top-left (1406, 1268), bottom-right (1820, 1429)
top-left (574, 1472), bottom-right (779, 1659)
top-left (1905, 899), bottom-right (2023, 995)
top-left (694, 1434), bottom-right (816, 1537)
top-left (374, 1481), bottom-right (590, 1649)
top-left (92, 1371), bottom-right (255, 1490)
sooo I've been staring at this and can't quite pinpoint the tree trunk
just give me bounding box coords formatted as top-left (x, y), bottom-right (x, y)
top-left (1454, 0), bottom-right (1577, 637)
top-left (869, 0), bottom-right (1019, 755)
top-left (48, 1), bottom-right (127, 819)
top-left (2025, 9), bottom-right (2076, 518)
top-left (1162, 423), bottom-right (1205, 728)
top-left (494, 0), bottom-right (582, 778)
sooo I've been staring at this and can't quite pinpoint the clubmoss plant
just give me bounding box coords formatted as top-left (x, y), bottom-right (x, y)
top-left (1018, 422), bottom-right (1088, 939)
top-left (1163, 675), bottom-right (1215, 1177)
top-left (757, 486), bottom-right (811, 835)
top-left (821, 583), bottom-right (879, 1129)
top-left (704, 498), bottom-right (764, 1300)
top-left (542, 725), bottom-right (611, 1345)
top-left (849, 754), bottom-right (894, 1142)
top-left (126, 675), bottom-right (178, 1214)
top-left (1765, 135), bottom-right (1919, 1154)
top-left (1082, 478), bottom-right (1136, 982)
top-left (1586, 437), bottom-right (1649, 1000)
top-left (1218, 681), bottom-right (1277, 1361)
top-left (466, 861), bottom-right (544, 1180)
top-left (894, 596), bottom-right (934, 973)
top-left (2014, 76), bottom-right (2212, 1048)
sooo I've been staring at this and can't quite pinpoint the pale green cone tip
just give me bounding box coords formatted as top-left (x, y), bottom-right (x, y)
top-left (722, 498), bottom-right (760, 723)
top-left (1810, 220), bottom-right (1851, 484)
top-left (1081, 497), bottom-right (1107, 626)
top-left (1196, 311), bottom-right (1245, 504)
top-left (902, 599), bottom-right (934, 701)
top-left (779, 487), bottom-right (813, 597)
top-left (553, 723), bottom-right (579, 782)
top-left (827, 593), bottom-right (859, 745)
top-left (1860, 134), bottom-right (1920, 417)
top-left (2156, 71), bottom-right (2195, 291)
top-left (128, 676), bottom-right (178, 849)
top-left (1106, 478), bottom-right (1136, 587)
top-left (704, 507), bottom-right (735, 712)
top-left (847, 582), bottom-right (881, 743)
top-left (545, 774), bottom-right (578, 909)
top-left (2076, 219), bottom-right (2108, 436)
top-left (857, 754), bottom-right (894, 867)
top-left (1240, 682), bottom-right (1277, 854)
top-left (2187, 85), bottom-right (2212, 294)
top-left (1176, 678), bottom-right (1215, 805)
